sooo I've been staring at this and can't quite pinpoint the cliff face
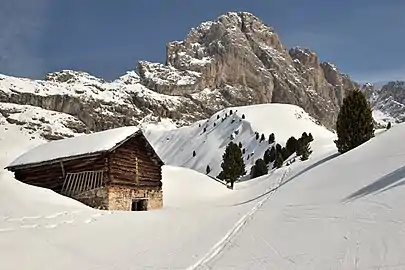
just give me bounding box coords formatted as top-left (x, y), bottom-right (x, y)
top-left (0, 11), bottom-right (359, 140)
top-left (140, 12), bottom-right (358, 128)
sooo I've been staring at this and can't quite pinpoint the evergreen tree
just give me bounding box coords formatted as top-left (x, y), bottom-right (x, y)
top-left (217, 142), bottom-right (246, 189)
top-left (203, 127), bottom-right (207, 133)
top-left (230, 109), bottom-right (233, 115)
top-left (251, 158), bottom-right (268, 178)
top-left (263, 148), bottom-right (271, 164)
top-left (275, 143), bottom-right (282, 154)
top-left (281, 147), bottom-right (291, 160)
top-left (242, 114), bottom-right (245, 119)
top-left (214, 122), bottom-right (216, 127)
top-left (206, 165), bottom-right (211, 174)
top-left (334, 89), bottom-right (374, 153)
top-left (242, 148), bottom-right (246, 154)
top-left (286, 136), bottom-right (298, 154)
top-left (238, 142), bottom-right (242, 148)
top-left (300, 140), bottom-right (313, 161)
top-left (193, 150), bottom-right (196, 157)
top-left (217, 115), bottom-right (220, 119)
top-left (308, 133), bottom-right (314, 142)
top-left (255, 132), bottom-right (260, 140)
top-left (269, 146), bottom-right (276, 163)
top-left (387, 122), bottom-right (392, 130)
top-left (273, 153), bottom-right (284, 169)
top-left (260, 133), bottom-right (265, 142)
top-left (268, 133), bottom-right (275, 144)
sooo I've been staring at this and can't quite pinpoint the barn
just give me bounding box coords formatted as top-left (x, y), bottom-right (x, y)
top-left (5, 126), bottom-right (164, 211)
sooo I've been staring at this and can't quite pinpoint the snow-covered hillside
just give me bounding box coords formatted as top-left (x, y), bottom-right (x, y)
top-left (2, 101), bottom-right (405, 268)
top-left (145, 103), bottom-right (336, 176)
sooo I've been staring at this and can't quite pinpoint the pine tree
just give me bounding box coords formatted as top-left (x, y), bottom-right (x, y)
top-left (217, 142), bottom-right (246, 189)
top-left (275, 143), bottom-right (282, 154)
top-left (193, 150), bottom-right (196, 157)
top-left (300, 140), bottom-right (313, 161)
top-left (255, 132), bottom-right (260, 140)
top-left (260, 133), bottom-right (265, 142)
top-left (206, 165), bottom-right (211, 174)
top-left (263, 148), bottom-right (271, 164)
top-left (273, 153), bottom-right (284, 169)
top-left (217, 115), bottom-right (220, 119)
top-left (387, 122), bottom-right (392, 130)
top-left (335, 89), bottom-right (374, 153)
top-left (269, 146), bottom-right (276, 163)
top-left (251, 158), bottom-right (268, 178)
top-left (268, 133), bottom-right (275, 144)
top-left (286, 136), bottom-right (298, 155)
top-left (230, 109), bottom-right (233, 115)
top-left (242, 114), bottom-right (245, 119)
top-left (238, 142), bottom-right (242, 148)
top-left (203, 127), bottom-right (207, 133)
top-left (242, 148), bottom-right (246, 154)
top-left (214, 122), bottom-right (216, 127)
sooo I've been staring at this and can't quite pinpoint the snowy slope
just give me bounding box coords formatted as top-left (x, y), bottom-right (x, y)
top-left (145, 103), bottom-right (336, 176)
top-left (2, 104), bottom-right (405, 268)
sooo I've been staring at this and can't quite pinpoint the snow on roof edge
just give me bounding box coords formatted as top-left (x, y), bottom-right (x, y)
top-left (6, 126), bottom-right (141, 169)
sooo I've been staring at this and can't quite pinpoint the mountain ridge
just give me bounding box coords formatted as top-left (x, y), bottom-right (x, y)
top-left (0, 11), bottom-right (358, 139)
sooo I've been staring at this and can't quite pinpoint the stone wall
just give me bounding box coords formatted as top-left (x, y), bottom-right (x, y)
top-left (107, 185), bottom-right (163, 211)
top-left (73, 186), bottom-right (109, 210)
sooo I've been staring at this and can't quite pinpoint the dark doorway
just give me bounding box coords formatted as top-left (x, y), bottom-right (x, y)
top-left (131, 199), bottom-right (148, 211)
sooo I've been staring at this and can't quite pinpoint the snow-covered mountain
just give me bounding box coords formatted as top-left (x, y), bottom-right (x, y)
top-left (145, 103), bottom-right (335, 177)
top-left (0, 11), bottom-right (358, 140)
top-left (362, 81), bottom-right (405, 126)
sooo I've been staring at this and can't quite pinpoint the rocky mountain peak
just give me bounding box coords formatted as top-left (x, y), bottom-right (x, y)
top-left (45, 70), bottom-right (105, 84)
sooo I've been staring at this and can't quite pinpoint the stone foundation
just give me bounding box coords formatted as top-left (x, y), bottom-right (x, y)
top-left (73, 186), bottom-right (109, 210)
top-left (69, 185), bottom-right (163, 211)
top-left (107, 185), bottom-right (163, 211)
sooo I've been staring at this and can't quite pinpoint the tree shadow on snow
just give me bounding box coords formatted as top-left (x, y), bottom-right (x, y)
top-left (231, 152), bottom-right (340, 206)
top-left (343, 165), bottom-right (405, 202)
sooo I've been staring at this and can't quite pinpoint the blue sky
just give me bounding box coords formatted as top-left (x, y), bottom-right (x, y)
top-left (1, 0), bottom-right (405, 83)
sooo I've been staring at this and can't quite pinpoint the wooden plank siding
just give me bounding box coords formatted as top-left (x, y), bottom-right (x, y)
top-left (14, 155), bottom-right (107, 193)
top-left (108, 135), bottom-right (162, 188)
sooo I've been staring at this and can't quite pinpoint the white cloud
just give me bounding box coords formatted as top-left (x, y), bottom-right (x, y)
top-left (0, 1), bottom-right (50, 78)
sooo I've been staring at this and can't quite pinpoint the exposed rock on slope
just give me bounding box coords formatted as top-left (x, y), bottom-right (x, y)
top-left (0, 11), bottom-right (358, 139)
top-left (143, 11), bottom-right (358, 128)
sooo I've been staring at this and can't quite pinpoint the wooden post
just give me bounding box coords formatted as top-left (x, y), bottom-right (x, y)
top-left (135, 157), bottom-right (139, 184)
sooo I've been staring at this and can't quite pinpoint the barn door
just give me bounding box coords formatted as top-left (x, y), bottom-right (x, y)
top-left (61, 170), bottom-right (104, 196)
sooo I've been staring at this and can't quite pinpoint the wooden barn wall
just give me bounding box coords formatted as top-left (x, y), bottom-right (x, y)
top-left (108, 136), bottom-right (162, 187)
top-left (13, 155), bottom-right (107, 192)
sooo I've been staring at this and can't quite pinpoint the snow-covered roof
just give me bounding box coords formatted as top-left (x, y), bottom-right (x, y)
top-left (7, 126), bottom-right (145, 169)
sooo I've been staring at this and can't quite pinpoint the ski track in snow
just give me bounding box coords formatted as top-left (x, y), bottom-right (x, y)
top-left (0, 210), bottom-right (112, 232)
top-left (187, 168), bottom-right (291, 270)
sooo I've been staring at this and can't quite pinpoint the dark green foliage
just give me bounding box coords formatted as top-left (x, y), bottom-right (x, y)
top-left (300, 140), bottom-right (312, 161)
top-left (242, 148), bottom-right (246, 154)
top-left (334, 89), bottom-right (374, 153)
top-left (263, 148), bottom-right (271, 164)
top-left (281, 147), bottom-right (291, 160)
top-left (217, 142), bottom-right (246, 189)
top-left (273, 153), bottom-right (284, 169)
top-left (206, 165), bottom-right (211, 174)
top-left (269, 147), bottom-right (276, 163)
top-left (387, 122), bottom-right (392, 130)
top-left (255, 132), bottom-right (260, 140)
top-left (230, 109), bottom-right (233, 115)
top-left (217, 115), bottom-right (220, 119)
top-left (242, 114), bottom-right (245, 119)
top-left (260, 133), bottom-right (265, 142)
top-left (251, 158), bottom-right (268, 178)
top-left (193, 150), bottom-right (196, 157)
top-left (238, 142), bottom-right (242, 148)
top-left (268, 133), bottom-right (275, 144)
top-left (276, 143), bottom-right (282, 153)
top-left (286, 136), bottom-right (298, 154)
top-left (308, 133), bottom-right (314, 142)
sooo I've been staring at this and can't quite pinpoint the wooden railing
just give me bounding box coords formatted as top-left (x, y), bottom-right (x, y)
top-left (61, 170), bottom-right (104, 196)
